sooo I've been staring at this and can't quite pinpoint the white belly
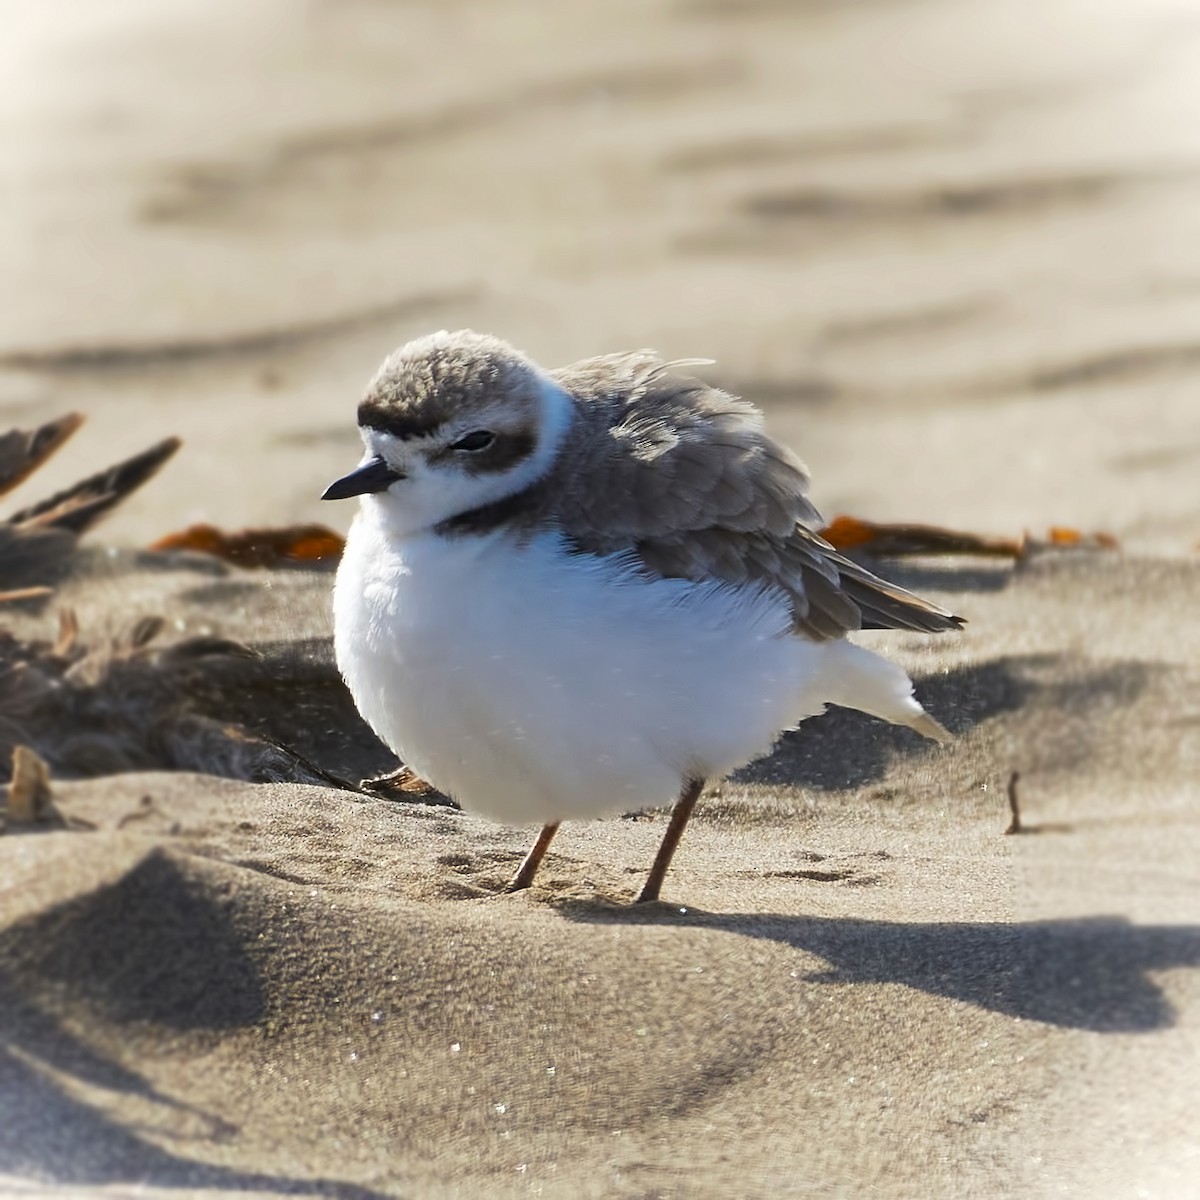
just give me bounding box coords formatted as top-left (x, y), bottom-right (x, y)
top-left (334, 509), bottom-right (851, 824)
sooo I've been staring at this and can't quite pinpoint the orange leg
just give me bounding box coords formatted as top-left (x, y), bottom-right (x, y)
top-left (506, 822), bottom-right (561, 892)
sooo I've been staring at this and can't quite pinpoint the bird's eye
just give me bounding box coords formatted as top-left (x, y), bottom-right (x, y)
top-left (450, 430), bottom-right (495, 452)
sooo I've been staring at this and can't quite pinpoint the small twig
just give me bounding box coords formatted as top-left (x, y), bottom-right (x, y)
top-left (117, 794), bottom-right (163, 829)
top-left (1004, 770), bottom-right (1022, 835)
top-left (0, 586), bottom-right (54, 605)
top-left (54, 607), bottom-right (80, 656)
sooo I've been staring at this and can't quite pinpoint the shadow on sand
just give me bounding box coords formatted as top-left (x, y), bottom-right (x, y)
top-left (736, 652), bottom-right (1154, 790)
top-left (0, 974), bottom-right (394, 1198)
top-left (0, 850), bottom-right (395, 1198)
top-left (555, 901), bottom-right (1200, 1034)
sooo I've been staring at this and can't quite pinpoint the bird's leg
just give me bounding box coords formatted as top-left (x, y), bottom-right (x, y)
top-left (506, 822), bottom-right (561, 892)
top-left (635, 777), bottom-right (706, 904)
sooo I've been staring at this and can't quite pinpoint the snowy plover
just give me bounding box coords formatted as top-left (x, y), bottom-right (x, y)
top-left (323, 330), bottom-right (960, 902)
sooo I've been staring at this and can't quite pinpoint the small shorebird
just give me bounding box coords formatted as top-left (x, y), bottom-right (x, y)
top-left (323, 330), bottom-right (960, 902)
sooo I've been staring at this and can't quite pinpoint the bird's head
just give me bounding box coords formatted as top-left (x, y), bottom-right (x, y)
top-left (322, 330), bottom-right (572, 535)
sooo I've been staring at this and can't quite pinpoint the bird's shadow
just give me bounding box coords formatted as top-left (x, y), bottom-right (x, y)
top-left (553, 901), bottom-right (1200, 1033)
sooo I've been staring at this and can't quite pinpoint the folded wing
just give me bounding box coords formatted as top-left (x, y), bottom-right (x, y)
top-left (550, 354), bottom-right (963, 641)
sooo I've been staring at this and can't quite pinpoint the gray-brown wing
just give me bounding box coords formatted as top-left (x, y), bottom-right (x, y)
top-left (550, 354), bottom-right (822, 543)
top-left (550, 354), bottom-right (963, 641)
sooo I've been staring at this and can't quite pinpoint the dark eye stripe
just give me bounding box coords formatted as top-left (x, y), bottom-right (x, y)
top-left (461, 430), bottom-right (536, 475)
top-left (451, 430), bottom-right (495, 452)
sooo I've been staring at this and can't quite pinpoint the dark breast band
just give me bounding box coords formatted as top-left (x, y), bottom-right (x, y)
top-left (434, 482), bottom-right (546, 538)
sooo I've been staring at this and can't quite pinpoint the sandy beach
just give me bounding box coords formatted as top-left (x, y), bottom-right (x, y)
top-left (2, 1), bottom-right (1199, 1197)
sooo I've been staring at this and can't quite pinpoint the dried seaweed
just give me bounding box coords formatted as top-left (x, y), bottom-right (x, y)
top-left (819, 515), bottom-right (1119, 558)
top-left (149, 522), bottom-right (344, 568)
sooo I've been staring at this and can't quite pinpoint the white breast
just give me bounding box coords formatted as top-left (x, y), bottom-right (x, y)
top-left (333, 503), bottom-right (911, 824)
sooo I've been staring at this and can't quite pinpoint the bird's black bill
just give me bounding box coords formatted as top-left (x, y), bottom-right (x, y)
top-left (321, 456), bottom-right (403, 500)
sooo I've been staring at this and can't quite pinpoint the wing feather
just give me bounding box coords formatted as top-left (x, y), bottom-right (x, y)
top-left (548, 355), bottom-right (963, 639)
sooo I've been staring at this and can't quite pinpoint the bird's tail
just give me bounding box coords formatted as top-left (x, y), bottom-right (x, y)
top-left (904, 708), bottom-right (952, 744)
top-left (814, 639), bottom-right (951, 742)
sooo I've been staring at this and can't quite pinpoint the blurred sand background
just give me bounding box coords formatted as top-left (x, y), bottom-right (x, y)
top-left (1, 1), bottom-right (1199, 1197)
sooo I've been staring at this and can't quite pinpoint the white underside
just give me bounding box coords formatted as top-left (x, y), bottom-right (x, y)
top-left (334, 502), bottom-right (936, 825)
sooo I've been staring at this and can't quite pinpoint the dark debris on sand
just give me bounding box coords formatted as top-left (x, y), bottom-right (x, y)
top-left (0, 414), bottom-right (397, 798)
top-left (0, 608), bottom-right (409, 794)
